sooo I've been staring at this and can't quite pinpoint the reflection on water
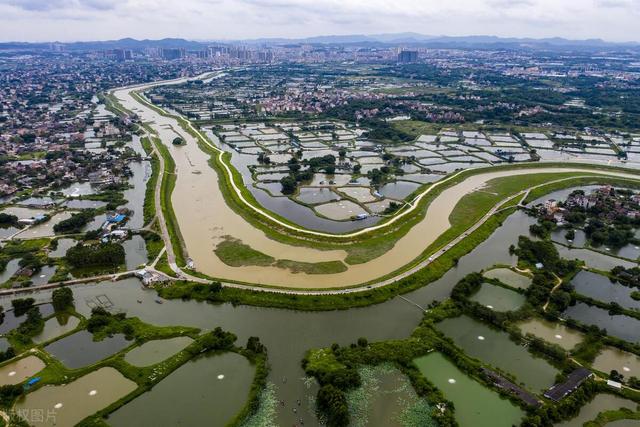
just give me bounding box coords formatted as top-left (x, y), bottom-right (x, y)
top-left (563, 303), bottom-right (640, 343)
top-left (122, 160), bottom-right (151, 229)
top-left (30, 265), bottom-right (57, 286)
top-left (44, 330), bottom-right (131, 369)
top-left (571, 271), bottom-right (640, 310)
top-left (593, 347), bottom-right (640, 378)
top-left (295, 187), bottom-right (340, 205)
top-left (517, 318), bottom-right (584, 351)
top-left (556, 394), bottom-right (637, 427)
top-left (0, 304), bottom-right (54, 335)
top-left (122, 235), bottom-right (148, 269)
top-left (33, 315), bottom-right (81, 344)
top-left (377, 181), bottom-right (420, 200)
top-left (555, 244), bottom-right (637, 271)
top-left (0, 225), bottom-right (20, 239)
top-left (483, 268), bottom-right (532, 289)
top-left (48, 238), bottom-right (76, 258)
top-left (59, 182), bottom-right (96, 197)
top-left (0, 258), bottom-right (21, 285)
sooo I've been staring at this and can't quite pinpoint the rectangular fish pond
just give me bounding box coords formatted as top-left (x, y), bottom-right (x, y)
top-left (108, 352), bottom-right (255, 427)
top-left (468, 283), bottom-right (526, 312)
top-left (414, 352), bottom-right (524, 427)
top-left (563, 303), bottom-right (640, 343)
top-left (435, 316), bottom-right (558, 392)
top-left (44, 330), bottom-right (131, 369)
top-left (346, 364), bottom-right (436, 427)
top-left (14, 367), bottom-right (137, 427)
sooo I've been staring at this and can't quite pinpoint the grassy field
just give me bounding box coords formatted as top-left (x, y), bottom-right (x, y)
top-left (155, 252), bottom-right (178, 278)
top-left (152, 133), bottom-right (187, 267)
top-left (215, 238), bottom-right (275, 267)
top-left (215, 237), bottom-right (348, 274)
top-left (141, 136), bottom-right (159, 226)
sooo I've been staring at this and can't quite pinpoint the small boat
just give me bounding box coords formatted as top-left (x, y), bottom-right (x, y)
top-left (155, 299), bottom-right (163, 304)
top-left (137, 300), bottom-right (142, 304)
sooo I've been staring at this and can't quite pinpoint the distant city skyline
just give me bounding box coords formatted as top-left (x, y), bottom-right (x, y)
top-left (0, 0), bottom-right (639, 43)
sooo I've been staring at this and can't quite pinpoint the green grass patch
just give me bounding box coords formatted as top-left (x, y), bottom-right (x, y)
top-left (142, 138), bottom-right (159, 226)
top-left (215, 237), bottom-right (347, 274)
top-left (141, 231), bottom-right (163, 264)
top-left (155, 252), bottom-right (177, 278)
top-left (150, 133), bottom-right (187, 267)
top-left (1, 238), bottom-right (49, 257)
top-left (390, 120), bottom-right (443, 139)
top-left (274, 259), bottom-right (348, 275)
top-left (215, 238), bottom-right (275, 267)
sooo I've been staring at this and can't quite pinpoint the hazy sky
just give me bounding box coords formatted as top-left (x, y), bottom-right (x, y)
top-left (0, 0), bottom-right (639, 42)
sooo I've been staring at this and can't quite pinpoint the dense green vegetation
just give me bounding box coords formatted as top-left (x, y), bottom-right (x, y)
top-left (512, 237), bottom-right (580, 277)
top-left (530, 187), bottom-right (640, 249)
top-left (53, 209), bottom-right (96, 234)
top-left (65, 242), bottom-right (125, 269)
top-left (0, 213), bottom-right (18, 226)
top-left (52, 287), bottom-right (74, 312)
top-left (11, 298), bottom-right (35, 316)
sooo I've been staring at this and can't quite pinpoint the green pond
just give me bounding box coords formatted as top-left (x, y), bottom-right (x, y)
top-left (469, 283), bottom-right (526, 312)
top-left (435, 316), bottom-right (557, 392)
top-left (414, 352), bottom-right (524, 427)
top-left (109, 352), bottom-right (254, 427)
top-left (517, 318), bottom-right (584, 351)
top-left (483, 268), bottom-right (532, 289)
top-left (32, 314), bottom-right (80, 344)
top-left (556, 394), bottom-right (638, 427)
top-left (14, 367), bottom-right (137, 427)
top-left (124, 336), bottom-right (194, 367)
top-left (347, 364), bottom-right (435, 427)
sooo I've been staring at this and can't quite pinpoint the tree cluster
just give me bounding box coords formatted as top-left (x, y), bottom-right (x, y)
top-left (52, 287), bottom-right (74, 312)
top-left (53, 209), bottom-right (96, 234)
top-left (65, 242), bottom-right (125, 269)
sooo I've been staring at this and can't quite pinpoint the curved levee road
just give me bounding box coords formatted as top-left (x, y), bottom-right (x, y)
top-left (111, 73), bottom-right (640, 289)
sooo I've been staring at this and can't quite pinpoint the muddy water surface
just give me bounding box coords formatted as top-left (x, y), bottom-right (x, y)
top-left (14, 367), bottom-right (136, 427)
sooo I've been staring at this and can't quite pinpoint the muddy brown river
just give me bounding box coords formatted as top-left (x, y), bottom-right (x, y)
top-left (112, 75), bottom-right (640, 288)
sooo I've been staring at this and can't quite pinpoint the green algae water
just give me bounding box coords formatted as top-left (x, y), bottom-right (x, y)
top-left (414, 352), bottom-right (524, 427)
